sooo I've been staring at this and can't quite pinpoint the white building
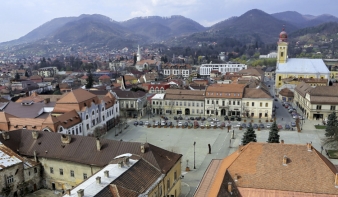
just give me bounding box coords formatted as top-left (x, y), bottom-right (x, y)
top-left (162, 64), bottom-right (192, 78)
top-left (199, 63), bottom-right (247, 76)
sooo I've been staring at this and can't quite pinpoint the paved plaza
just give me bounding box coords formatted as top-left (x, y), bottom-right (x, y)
top-left (104, 112), bottom-right (333, 197)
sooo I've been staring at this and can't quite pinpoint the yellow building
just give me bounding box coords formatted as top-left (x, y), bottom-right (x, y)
top-left (0, 129), bottom-right (182, 195)
top-left (274, 29), bottom-right (330, 91)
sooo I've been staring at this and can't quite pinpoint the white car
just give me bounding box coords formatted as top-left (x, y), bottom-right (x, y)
top-left (154, 121), bottom-right (159, 126)
top-left (200, 123), bottom-right (205, 127)
top-left (213, 118), bottom-right (219, 122)
top-left (210, 122), bottom-right (215, 127)
top-left (235, 122), bottom-right (242, 128)
top-left (161, 121), bottom-right (166, 126)
top-left (144, 121), bottom-right (149, 126)
top-left (178, 122), bottom-right (182, 126)
top-left (293, 115), bottom-right (298, 119)
top-left (266, 124), bottom-right (271, 128)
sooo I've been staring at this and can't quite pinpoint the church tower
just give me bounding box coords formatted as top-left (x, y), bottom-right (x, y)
top-left (277, 28), bottom-right (288, 64)
top-left (137, 45), bottom-right (141, 62)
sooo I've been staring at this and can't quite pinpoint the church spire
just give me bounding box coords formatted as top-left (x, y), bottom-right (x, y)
top-left (137, 45), bottom-right (141, 62)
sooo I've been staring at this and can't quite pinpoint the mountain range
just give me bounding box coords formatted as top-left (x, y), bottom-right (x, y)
top-left (1, 9), bottom-right (338, 53)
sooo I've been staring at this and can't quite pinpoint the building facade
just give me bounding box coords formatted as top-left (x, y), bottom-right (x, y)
top-left (199, 63), bottom-right (247, 76)
top-left (162, 64), bottom-right (192, 78)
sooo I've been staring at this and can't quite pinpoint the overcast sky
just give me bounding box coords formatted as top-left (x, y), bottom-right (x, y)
top-left (0, 0), bottom-right (337, 43)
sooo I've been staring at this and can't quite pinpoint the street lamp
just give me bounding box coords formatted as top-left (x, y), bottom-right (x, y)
top-left (193, 141), bottom-right (196, 169)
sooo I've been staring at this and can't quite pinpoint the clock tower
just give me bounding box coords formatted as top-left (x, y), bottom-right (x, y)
top-left (277, 28), bottom-right (288, 64)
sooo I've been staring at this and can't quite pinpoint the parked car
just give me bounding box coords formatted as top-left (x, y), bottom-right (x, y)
top-left (274, 98), bottom-right (278, 101)
top-left (259, 123), bottom-right (265, 128)
top-left (207, 117), bottom-right (212, 121)
top-left (230, 116), bottom-right (235, 121)
top-left (298, 116), bottom-right (304, 120)
top-left (134, 121), bottom-right (138, 126)
top-left (144, 121), bottom-right (149, 126)
top-left (236, 117), bottom-right (242, 121)
top-left (213, 118), bottom-right (219, 122)
top-left (201, 117), bottom-right (206, 121)
top-left (217, 122), bottom-right (221, 127)
top-left (200, 123), bottom-right (205, 127)
top-left (190, 117), bottom-right (195, 120)
top-left (173, 116), bottom-right (177, 120)
top-left (253, 124), bottom-right (258, 129)
top-left (178, 122), bottom-right (182, 126)
top-left (205, 122), bottom-right (210, 127)
top-left (139, 121), bottom-right (144, 126)
top-left (278, 124), bottom-right (283, 130)
top-left (293, 115), bottom-right (299, 119)
top-left (155, 121), bottom-right (159, 126)
top-left (168, 121), bottom-right (172, 126)
top-left (291, 122), bottom-right (296, 127)
top-left (241, 123), bottom-right (247, 128)
top-left (220, 122), bottom-right (226, 127)
top-left (285, 124), bottom-right (291, 130)
top-left (161, 121), bottom-right (166, 126)
top-left (266, 123), bottom-right (271, 128)
top-left (195, 117), bottom-right (201, 120)
top-left (178, 116), bottom-right (183, 120)
top-left (235, 122), bottom-right (242, 128)
top-left (188, 122), bottom-right (193, 127)
top-left (224, 116), bottom-right (229, 121)
top-left (210, 122), bottom-right (215, 127)
top-left (183, 122), bottom-right (188, 127)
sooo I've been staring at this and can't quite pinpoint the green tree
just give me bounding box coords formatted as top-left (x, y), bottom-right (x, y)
top-left (133, 54), bottom-right (137, 66)
top-left (267, 121), bottom-right (280, 143)
top-left (85, 72), bottom-right (93, 89)
top-left (241, 124), bottom-right (257, 146)
top-left (53, 84), bottom-right (62, 95)
top-left (325, 112), bottom-right (337, 138)
top-left (15, 72), bottom-right (20, 81)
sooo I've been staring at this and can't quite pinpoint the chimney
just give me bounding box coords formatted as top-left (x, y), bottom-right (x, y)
top-left (123, 157), bottom-right (130, 166)
top-left (228, 182), bottom-right (232, 193)
top-left (234, 173), bottom-right (238, 182)
top-left (2, 132), bottom-right (9, 140)
top-left (77, 189), bottom-right (84, 197)
top-left (104, 170), bottom-right (109, 178)
top-left (96, 138), bottom-right (101, 151)
top-left (44, 98), bottom-right (50, 104)
top-left (66, 189), bottom-right (71, 195)
top-left (335, 173), bottom-right (338, 187)
top-left (307, 143), bottom-right (312, 151)
top-left (96, 176), bottom-right (101, 184)
top-left (283, 155), bottom-right (287, 166)
top-left (140, 144), bottom-right (145, 153)
top-left (34, 150), bottom-right (37, 162)
top-left (281, 140), bottom-right (284, 144)
top-left (237, 144), bottom-right (243, 154)
top-left (118, 161), bottom-right (124, 168)
top-left (32, 131), bottom-right (39, 140)
top-left (61, 134), bottom-right (71, 144)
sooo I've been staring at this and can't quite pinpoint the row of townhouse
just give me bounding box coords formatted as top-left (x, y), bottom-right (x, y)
top-left (151, 84), bottom-right (273, 119)
top-left (294, 82), bottom-right (338, 120)
top-left (0, 88), bottom-right (120, 137)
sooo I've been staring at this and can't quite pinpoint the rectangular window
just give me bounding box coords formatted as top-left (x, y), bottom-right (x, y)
top-left (197, 109), bottom-right (199, 113)
top-left (174, 171), bottom-right (177, 180)
top-left (192, 109), bottom-right (195, 113)
top-left (237, 101), bottom-right (240, 105)
top-left (260, 102), bottom-right (262, 107)
top-left (196, 103), bottom-right (199, 107)
top-left (212, 100), bottom-right (214, 104)
top-left (180, 102), bottom-right (182, 106)
top-left (229, 101), bottom-right (231, 105)
top-left (70, 170), bottom-right (74, 177)
top-left (201, 110), bottom-right (203, 114)
top-left (60, 169), bottom-right (63, 175)
top-left (207, 100), bottom-right (209, 104)
top-left (246, 102), bottom-right (249, 106)
top-left (201, 103), bottom-right (203, 107)
top-left (184, 102), bottom-right (186, 106)
top-left (50, 167), bottom-right (54, 174)
top-left (176, 102), bottom-right (178, 106)
top-left (265, 103), bottom-right (268, 107)
top-left (216, 101), bottom-right (218, 104)
top-left (233, 101), bottom-right (235, 105)
top-left (131, 104), bottom-right (134, 108)
top-left (331, 106), bottom-right (336, 110)
top-left (6, 175), bottom-right (14, 184)
top-left (167, 179), bottom-right (170, 191)
top-left (188, 102), bottom-right (190, 106)
top-left (192, 102), bottom-right (194, 107)
top-left (316, 105), bottom-right (322, 110)
top-left (252, 102), bottom-right (255, 107)
top-left (83, 173), bottom-right (88, 180)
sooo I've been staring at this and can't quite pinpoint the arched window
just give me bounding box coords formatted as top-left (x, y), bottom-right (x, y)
top-left (92, 111), bottom-right (95, 115)
top-left (103, 116), bottom-right (105, 121)
top-left (84, 103), bottom-right (87, 107)
top-left (155, 87), bottom-right (159, 93)
top-left (59, 127), bottom-right (63, 132)
top-left (86, 115), bottom-right (89, 119)
top-left (102, 107), bottom-right (104, 111)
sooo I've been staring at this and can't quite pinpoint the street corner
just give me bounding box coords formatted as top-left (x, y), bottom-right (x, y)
top-left (180, 181), bottom-right (191, 197)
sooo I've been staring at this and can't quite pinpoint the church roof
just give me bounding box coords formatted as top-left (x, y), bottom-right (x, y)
top-left (276, 58), bottom-right (330, 74)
